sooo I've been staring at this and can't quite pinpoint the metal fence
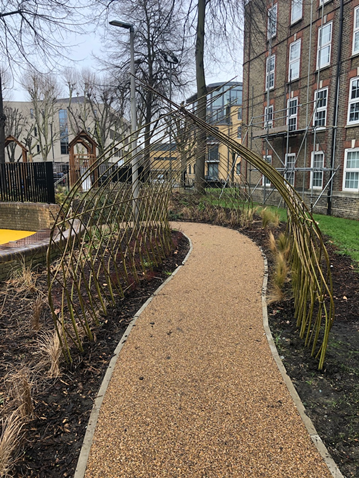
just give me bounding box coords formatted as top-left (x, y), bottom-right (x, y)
top-left (0, 162), bottom-right (55, 203)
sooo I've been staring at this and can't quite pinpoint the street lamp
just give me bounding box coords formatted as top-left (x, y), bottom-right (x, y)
top-left (109, 20), bottom-right (139, 220)
top-left (160, 50), bottom-right (178, 186)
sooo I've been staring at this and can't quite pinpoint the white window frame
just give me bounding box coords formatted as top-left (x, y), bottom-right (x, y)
top-left (319, 0), bottom-right (330, 5)
top-left (317, 22), bottom-right (332, 70)
top-left (264, 105), bottom-right (273, 128)
top-left (288, 39), bottom-right (301, 82)
top-left (287, 97), bottom-right (298, 131)
top-left (285, 153), bottom-right (296, 186)
top-left (310, 151), bottom-right (324, 189)
top-left (262, 155), bottom-right (272, 186)
top-left (266, 55), bottom-right (275, 90)
top-left (313, 88), bottom-right (328, 128)
top-left (291, 0), bottom-right (303, 24)
top-left (343, 148), bottom-right (359, 191)
top-left (347, 77), bottom-right (359, 125)
top-left (353, 7), bottom-right (359, 56)
top-left (267, 4), bottom-right (277, 40)
top-left (236, 161), bottom-right (241, 175)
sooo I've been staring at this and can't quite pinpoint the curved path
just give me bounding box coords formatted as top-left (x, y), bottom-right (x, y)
top-left (82, 222), bottom-right (334, 477)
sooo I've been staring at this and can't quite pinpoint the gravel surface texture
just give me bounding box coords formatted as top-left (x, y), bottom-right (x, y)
top-left (84, 222), bottom-right (332, 478)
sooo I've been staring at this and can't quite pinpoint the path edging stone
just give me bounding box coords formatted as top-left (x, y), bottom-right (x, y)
top-left (260, 248), bottom-right (344, 478)
top-left (73, 232), bottom-right (193, 478)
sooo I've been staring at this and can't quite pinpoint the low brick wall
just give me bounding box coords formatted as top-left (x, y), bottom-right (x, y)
top-left (0, 202), bottom-right (60, 231)
top-left (0, 241), bottom-right (56, 282)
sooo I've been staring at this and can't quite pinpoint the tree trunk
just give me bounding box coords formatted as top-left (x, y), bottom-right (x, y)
top-left (0, 75), bottom-right (6, 163)
top-left (195, 0), bottom-right (207, 194)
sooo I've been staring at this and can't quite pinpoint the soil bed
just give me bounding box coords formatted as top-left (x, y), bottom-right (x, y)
top-left (242, 224), bottom-right (359, 478)
top-left (0, 230), bottom-right (189, 478)
top-left (1, 219), bottom-right (358, 478)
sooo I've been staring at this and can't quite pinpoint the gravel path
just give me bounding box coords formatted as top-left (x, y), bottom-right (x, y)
top-left (84, 222), bottom-right (332, 477)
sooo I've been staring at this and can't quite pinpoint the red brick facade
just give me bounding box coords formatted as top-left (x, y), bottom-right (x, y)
top-left (243, 0), bottom-right (359, 218)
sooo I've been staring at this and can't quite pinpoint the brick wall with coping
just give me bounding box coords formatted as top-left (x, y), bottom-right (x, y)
top-left (0, 203), bottom-right (60, 231)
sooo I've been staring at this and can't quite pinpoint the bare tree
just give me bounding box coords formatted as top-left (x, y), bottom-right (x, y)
top-left (21, 70), bottom-right (62, 161)
top-left (64, 68), bottom-right (129, 157)
top-left (0, 0), bottom-right (88, 162)
top-left (4, 106), bottom-right (28, 162)
top-left (187, 0), bottom-right (257, 191)
top-left (102, 0), bottom-right (190, 172)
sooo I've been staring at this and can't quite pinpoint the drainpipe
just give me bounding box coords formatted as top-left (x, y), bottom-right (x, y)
top-left (327, 0), bottom-right (343, 216)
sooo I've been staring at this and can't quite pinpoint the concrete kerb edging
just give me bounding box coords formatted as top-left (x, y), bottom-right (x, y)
top-left (74, 230), bottom-right (194, 478)
top-left (260, 248), bottom-right (344, 478)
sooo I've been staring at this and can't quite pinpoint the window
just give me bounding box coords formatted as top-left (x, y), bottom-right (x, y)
top-left (236, 162), bottom-right (241, 175)
top-left (347, 77), bottom-right (359, 125)
top-left (319, 0), bottom-right (330, 5)
top-left (59, 109), bottom-right (69, 155)
top-left (354, 7), bottom-right (359, 56)
top-left (311, 152), bottom-right (324, 189)
top-left (291, 0), bottom-right (302, 24)
top-left (34, 127), bottom-right (37, 137)
top-left (238, 108), bottom-right (242, 121)
top-left (266, 55), bottom-right (275, 90)
top-left (267, 4), bottom-right (277, 39)
top-left (208, 145), bottom-right (219, 162)
top-left (237, 126), bottom-right (242, 139)
top-left (285, 153), bottom-right (296, 186)
top-left (287, 98), bottom-right (298, 131)
top-left (36, 145), bottom-right (40, 154)
top-left (208, 162), bottom-right (219, 179)
top-left (188, 164), bottom-right (192, 175)
top-left (289, 40), bottom-right (301, 81)
top-left (264, 105), bottom-right (273, 128)
top-left (30, 108), bottom-right (34, 119)
top-left (262, 155), bottom-right (272, 186)
top-left (343, 149), bottom-right (359, 190)
top-left (317, 22), bottom-right (332, 69)
top-left (313, 88), bottom-right (328, 127)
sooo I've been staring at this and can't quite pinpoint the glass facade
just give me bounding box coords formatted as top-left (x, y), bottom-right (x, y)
top-left (59, 109), bottom-right (69, 155)
top-left (207, 83), bottom-right (242, 125)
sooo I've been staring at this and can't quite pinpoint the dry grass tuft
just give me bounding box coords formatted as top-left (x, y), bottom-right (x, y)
top-left (0, 412), bottom-right (24, 478)
top-left (268, 231), bottom-right (277, 253)
top-left (37, 331), bottom-right (62, 378)
top-left (9, 259), bottom-right (37, 293)
top-left (276, 232), bottom-right (291, 260)
top-left (267, 283), bottom-right (286, 304)
top-left (239, 207), bottom-right (255, 228)
top-left (260, 207), bottom-right (280, 229)
top-left (5, 369), bottom-right (34, 420)
top-left (181, 206), bottom-right (192, 220)
top-left (215, 209), bottom-right (228, 225)
top-left (31, 296), bottom-right (44, 331)
top-left (274, 252), bottom-right (288, 290)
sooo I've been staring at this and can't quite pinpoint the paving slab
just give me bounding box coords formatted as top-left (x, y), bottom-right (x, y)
top-left (82, 222), bottom-right (334, 478)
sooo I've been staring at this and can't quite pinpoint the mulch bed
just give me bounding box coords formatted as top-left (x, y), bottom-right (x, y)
top-left (1, 219), bottom-right (358, 477)
top-left (0, 230), bottom-right (189, 477)
top-left (242, 224), bottom-right (359, 478)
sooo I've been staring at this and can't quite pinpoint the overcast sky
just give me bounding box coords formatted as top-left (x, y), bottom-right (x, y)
top-left (10, 22), bottom-right (243, 103)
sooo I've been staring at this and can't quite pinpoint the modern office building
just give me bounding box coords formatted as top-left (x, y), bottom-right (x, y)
top-left (186, 81), bottom-right (243, 184)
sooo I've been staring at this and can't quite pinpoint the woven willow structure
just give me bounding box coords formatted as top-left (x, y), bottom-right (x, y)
top-left (48, 85), bottom-right (334, 369)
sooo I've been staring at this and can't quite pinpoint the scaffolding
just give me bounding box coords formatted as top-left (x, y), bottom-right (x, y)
top-left (245, 0), bottom-right (341, 215)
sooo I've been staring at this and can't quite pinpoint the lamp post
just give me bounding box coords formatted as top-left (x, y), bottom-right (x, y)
top-left (109, 20), bottom-right (138, 220)
top-left (160, 50), bottom-right (178, 185)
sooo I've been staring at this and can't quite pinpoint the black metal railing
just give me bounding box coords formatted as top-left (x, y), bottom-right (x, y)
top-left (0, 162), bottom-right (55, 203)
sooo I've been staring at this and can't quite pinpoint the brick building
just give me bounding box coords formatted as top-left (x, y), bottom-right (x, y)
top-left (243, 0), bottom-right (359, 218)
